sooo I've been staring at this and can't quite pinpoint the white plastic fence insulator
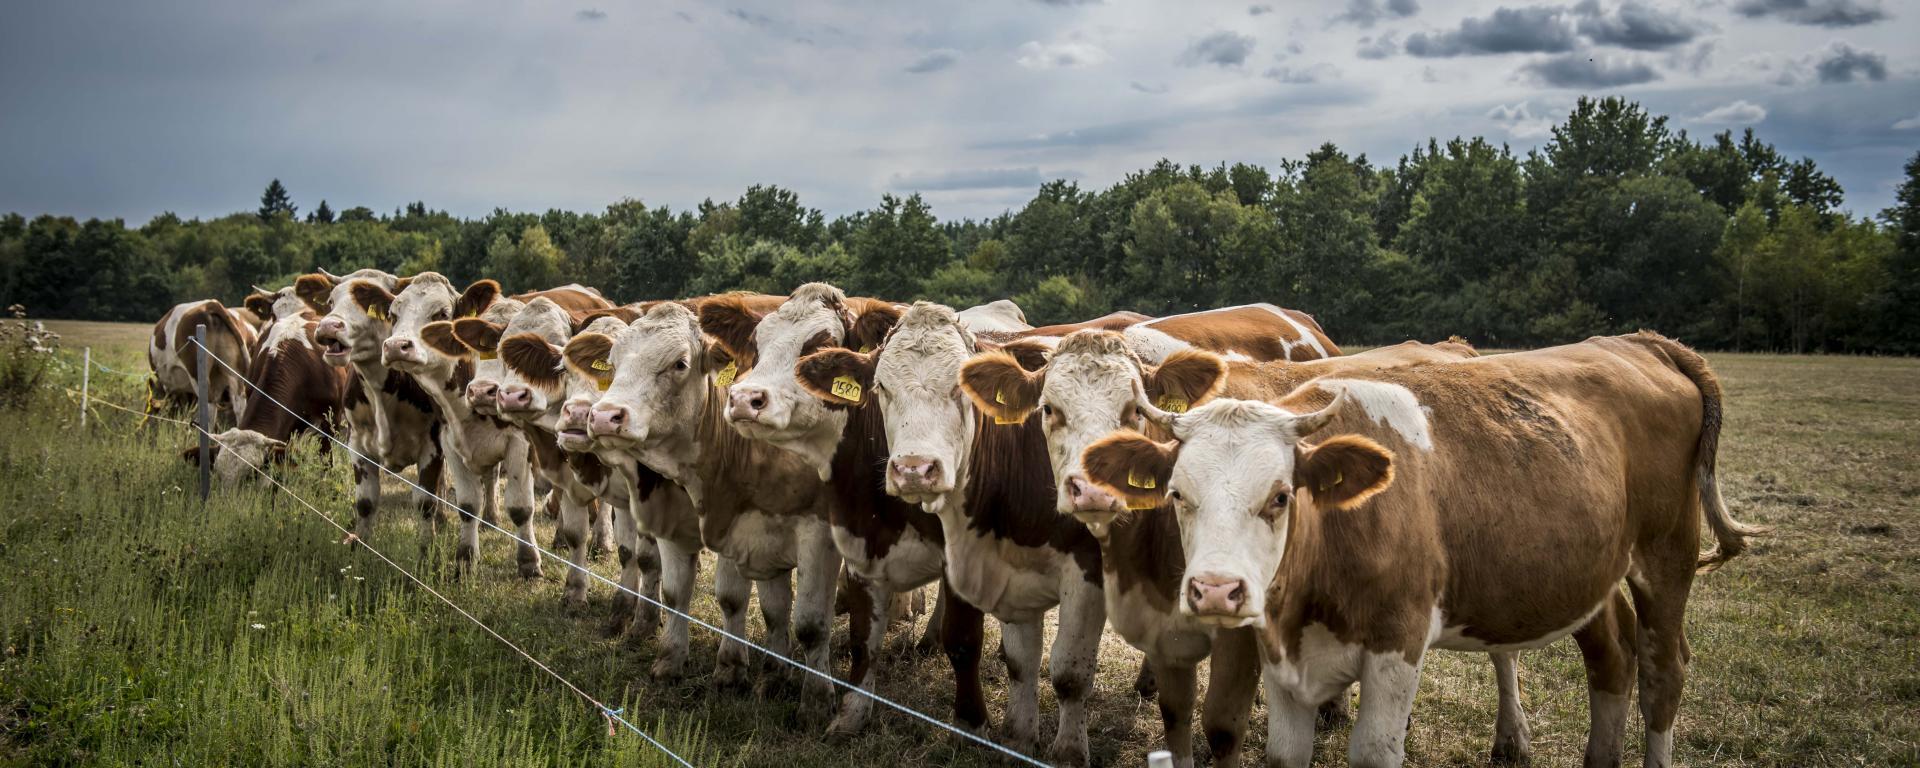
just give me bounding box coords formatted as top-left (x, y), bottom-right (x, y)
top-left (1146, 749), bottom-right (1174, 768)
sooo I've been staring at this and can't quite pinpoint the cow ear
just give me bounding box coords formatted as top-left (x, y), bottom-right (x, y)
top-left (1082, 430), bottom-right (1178, 508)
top-left (796, 348), bottom-right (875, 407)
top-left (500, 333), bottom-right (563, 391)
top-left (999, 339), bottom-right (1053, 372)
top-left (244, 292), bottom-right (276, 320)
top-left (180, 444), bottom-right (222, 467)
top-left (455, 279), bottom-right (501, 319)
top-left (564, 332), bottom-right (616, 387)
top-left (1144, 349), bottom-right (1227, 414)
top-left (348, 281), bottom-right (395, 321)
top-left (452, 318), bottom-right (505, 358)
top-left (419, 321), bottom-right (468, 358)
top-left (848, 302), bottom-right (902, 352)
top-left (295, 274), bottom-right (335, 312)
top-left (1295, 435), bottom-right (1394, 511)
top-left (570, 306), bottom-right (640, 335)
top-left (959, 351), bottom-right (1044, 424)
top-left (697, 297), bottom-right (763, 368)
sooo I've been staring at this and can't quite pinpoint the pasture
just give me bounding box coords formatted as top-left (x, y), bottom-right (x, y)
top-left (2, 321), bottom-right (1916, 767)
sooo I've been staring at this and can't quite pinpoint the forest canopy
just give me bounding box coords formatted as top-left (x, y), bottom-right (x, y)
top-left (5, 97), bottom-right (1917, 354)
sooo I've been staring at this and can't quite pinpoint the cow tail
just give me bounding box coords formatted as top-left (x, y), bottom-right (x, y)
top-left (1640, 331), bottom-right (1767, 571)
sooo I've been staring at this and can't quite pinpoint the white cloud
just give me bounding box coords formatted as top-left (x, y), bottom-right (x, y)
top-left (1690, 100), bottom-right (1767, 124)
top-left (1016, 39), bottom-right (1110, 69)
top-left (1894, 113), bottom-right (1920, 130)
top-left (1487, 101), bottom-right (1556, 139)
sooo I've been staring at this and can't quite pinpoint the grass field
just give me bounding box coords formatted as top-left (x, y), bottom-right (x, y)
top-left (2, 321), bottom-right (1917, 767)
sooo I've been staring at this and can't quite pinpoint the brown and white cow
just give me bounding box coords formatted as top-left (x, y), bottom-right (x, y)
top-left (1120, 303), bottom-right (1338, 364)
top-left (181, 302), bottom-right (350, 483)
top-left (576, 299), bottom-right (843, 698)
top-left (1078, 332), bottom-right (1762, 768)
top-left (148, 299), bottom-right (255, 423)
top-left (697, 286), bottom-right (986, 738)
top-left (959, 334), bottom-right (1476, 767)
top-left (295, 269), bottom-right (448, 548)
top-left (954, 299), bottom-right (1030, 334)
top-left (356, 274), bottom-right (538, 577)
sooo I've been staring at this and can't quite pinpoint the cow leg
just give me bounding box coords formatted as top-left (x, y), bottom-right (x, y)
top-left (792, 519), bottom-right (841, 710)
top-left (1135, 662), bottom-right (1159, 700)
top-left (554, 486), bottom-right (594, 607)
top-left (1629, 549), bottom-right (1694, 768)
top-left (913, 579), bottom-right (949, 656)
top-left (350, 455), bottom-right (381, 540)
top-left (939, 579), bottom-right (989, 734)
top-left (503, 441), bottom-right (540, 579)
top-left (414, 447), bottom-right (448, 531)
top-left (1348, 649), bottom-right (1426, 768)
top-left (608, 501), bottom-right (639, 638)
top-left (1263, 669), bottom-right (1318, 768)
top-left (999, 619), bottom-right (1043, 755)
top-left (590, 498), bottom-right (616, 560)
top-left (712, 555), bottom-right (753, 691)
top-left (1573, 590), bottom-right (1638, 768)
top-left (827, 574), bottom-right (885, 736)
top-left (650, 536), bottom-right (699, 681)
top-left (1046, 576), bottom-right (1102, 766)
top-left (1148, 655), bottom-right (1198, 768)
top-left (1490, 652), bottom-right (1533, 765)
top-left (445, 454), bottom-right (487, 577)
top-left (1200, 626), bottom-right (1259, 768)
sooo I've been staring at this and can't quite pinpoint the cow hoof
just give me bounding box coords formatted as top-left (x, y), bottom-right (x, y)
top-left (1134, 664), bottom-right (1159, 699)
top-left (825, 711), bottom-right (866, 738)
top-left (712, 662), bottom-right (749, 691)
top-left (518, 559), bottom-right (543, 580)
top-left (1492, 728), bottom-right (1533, 765)
top-left (601, 615), bottom-right (630, 640)
top-left (1047, 735), bottom-right (1090, 768)
top-left (649, 655), bottom-right (685, 681)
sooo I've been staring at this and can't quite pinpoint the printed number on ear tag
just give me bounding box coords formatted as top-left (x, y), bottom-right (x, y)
top-left (367, 306), bottom-right (385, 321)
top-left (1127, 468), bottom-right (1157, 490)
top-left (590, 358), bottom-right (612, 371)
top-left (1126, 496), bottom-right (1160, 511)
top-left (478, 351), bottom-right (497, 361)
top-left (995, 389), bottom-right (1007, 405)
top-left (714, 361), bottom-right (738, 388)
top-left (830, 375), bottom-right (862, 403)
top-left (993, 413), bottom-right (1025, 425)
top-left (1155, 394), bottom-right (1190, 413)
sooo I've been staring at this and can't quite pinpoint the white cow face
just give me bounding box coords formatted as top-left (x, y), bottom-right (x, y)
top-left (417, 299), bottom-right (524, 415)
top-left (959, 330), bottom-right (1227, 529)
top-left (581, 304), bottom-right (712, 455)
top-left (795, 302), bottom-right (979, 504)
top-left (359, 274), bottom-right (497, 376)
top-left (476, 298), bottom-right (576, 425)
top-left (538, 317), bottom-right (630, 453)
top-left (299, 269), bottom-right (402, 367)
top-left (1078, 396), bottom-right (1391, 627)
top-left (182, 428), bottom-right (289, 485)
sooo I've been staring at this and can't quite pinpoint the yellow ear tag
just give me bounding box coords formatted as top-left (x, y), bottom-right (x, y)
top-left (478, 351), bottom-right (497, 361)
top-left (1127, 468), bottom-right (1157, 490)
top-left (595, 377), bottom-right (610, 391)
top-left (830, 375), bottom-right (863, 403)
top-left (590, 358), bottom-right (611, 372)
top-left (1126, 496), bottom-right (1160, 511)
top-left (1155, 394), bottom-right (1190, 413)
top-left (993, 413), bottom-right (1025, 426)
top-left (367, 306), bottom-right (384, 321)
top-left (858, 345), bottom-right (874, 354)
top-left (995, 389), bottom-right (1008, 405)
top-left (714, 361), bottom-right (738, 388)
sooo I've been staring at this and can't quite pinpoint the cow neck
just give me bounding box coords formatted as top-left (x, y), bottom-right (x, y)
top-left (1095, 502), bottom-right (1186, 609)
top-left (829, 396), bottom-right (944, 554)
top-left (234, 335), bottom-right (332, 443)
top-left (951, 406), bottom-right (1101, 576)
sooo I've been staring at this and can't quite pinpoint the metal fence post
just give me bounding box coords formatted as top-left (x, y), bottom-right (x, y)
top-left (79, 347), bottom-right (90, 430)
top-left (196, 324), bottom-right (210, 503)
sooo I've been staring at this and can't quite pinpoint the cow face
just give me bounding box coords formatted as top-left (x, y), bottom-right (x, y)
top-left (581, 303), bottom-right (712, 458)
top-left (181, 428), bottom-right (289, 485)
top-left (797, 302), bottom-right (970, 503)
top-left (959, 330), bottom-right (1226, 528)
top-left (540, 317), bottom-right (630, 453)
top-left (417, 298), bottom-right (521, 414)
top-left (1079, 396), bottom-right (1391, 627)
top-left (477, 298), bottom-right (573, 424)
top-left (300, 269), bottom-right (403, 367)
top-left (367, 274), bottom-right (497, 375)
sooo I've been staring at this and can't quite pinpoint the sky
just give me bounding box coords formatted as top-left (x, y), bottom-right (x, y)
top-left (1, 0), bottom-right (1915, 225)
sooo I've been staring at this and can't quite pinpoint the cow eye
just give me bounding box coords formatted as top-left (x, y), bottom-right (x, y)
top-left (1272, 490), bottom-right (1291, 508)
top-left (432, 308), bottom-right (450, 321)
top-left (673, 359), bottom-right (688, 371)
top-left (1040, 404), bottom-right (1054, 418)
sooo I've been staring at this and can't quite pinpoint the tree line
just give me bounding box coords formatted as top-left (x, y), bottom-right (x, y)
top-left (5, 97), bottom-right (1917, 354)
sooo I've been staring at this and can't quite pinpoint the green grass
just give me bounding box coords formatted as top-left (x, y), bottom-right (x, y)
top-left (3, 324), bottom-right (1918, 766)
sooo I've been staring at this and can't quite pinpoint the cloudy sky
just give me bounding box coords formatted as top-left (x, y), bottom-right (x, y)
top-left (2, 0), bottom-right (1915, 224)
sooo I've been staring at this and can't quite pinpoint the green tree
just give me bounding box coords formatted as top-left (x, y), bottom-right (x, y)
top-left (258, 179), bottom-right (297, 222)
top-left (848, 194), bottom-right (945, 298)
top-left (1873, 152), bottom-right (1920, 352)
top-left (485, 224), bottom-right (565, 293)
top-left (307, 200), bottom-right (335, 225)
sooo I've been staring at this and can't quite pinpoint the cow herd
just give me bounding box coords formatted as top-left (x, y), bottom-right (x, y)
top-left (145, 270), bottom-right (1762, 768)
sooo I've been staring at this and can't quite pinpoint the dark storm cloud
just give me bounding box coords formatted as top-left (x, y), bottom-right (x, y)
top-left (1576, 1), bottom-right (1710, 50)
top-left (889, 167), bottom-right (1046, 191)
top-left (1522, 52), bottom-right (1661, 86)
top-left (1180, 31), bottom-right (1257, 68)
top-left (1814, 42), bottom-right (1887, 82)
top-left (1336, 0), bottom-right (1421, 28)
top-left (574, 9), bottom-right (606, 22)
top-left (1732, 0), bottom-right (1889, 27)
top-left (905, 51), bottom-right (957, 73)
top-left (1405, 5), bottom-right (1577, 57)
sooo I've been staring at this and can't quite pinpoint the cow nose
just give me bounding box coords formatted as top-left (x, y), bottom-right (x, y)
top-left (467, 381), bottom-right (498, 403)
top-left (1185, 574), bottom-right (1248, 615)
top-left (562, 401), bottom-right (592, 425)
top-left (1065, 475), bottom-right (1120, 512)
top-left (728, 385), bottom-right (768, 421)
top-left (318, 317), bottom-right (345, 336)
top-left (589, 406), bottom-right (627, 435)
top-left (383, 337), bottom-right (414, 359)
top-left (889, 455), bottom-right (941, 489)
top-left (500, 386), bottom-right (533, 410)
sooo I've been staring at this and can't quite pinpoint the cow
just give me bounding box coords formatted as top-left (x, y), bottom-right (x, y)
top-left (433, 292), bottom-right (622, 607)
top-left (575, 298), bottom-right (844, 706)
top-left (694, 285), bottom-right (984, 738)
top-left (1120, 303), bottom-right (1339, 364)
top-left (953, 333), bottom-right (1476, 766)
top-left (180, 301), bottom-right (349, 484)
top-left (295, 269), bottom-right (448, 549)
top-left (351, 273), bottom-right (542, 578)
top-left (1076, 332), bottom-right (1763, 768)
top-left (148, 299), bottom-right (255, 424)
top-left (955, 299), bottom-right (1030, 334)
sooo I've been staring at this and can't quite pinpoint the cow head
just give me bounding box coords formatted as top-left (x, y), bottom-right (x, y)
top-left (575, 303), bottom-right (714, 455)
top-left (1079, 393), bottom-right (1391, 627)
top-left (417, 297), bottom-right (522, 414)
top-left (528, 316), bottom-right (631, 453)
top-left (701, 283), bottom-right (899, 477)
top-left (464, 297), bottom-right (574, 424)
top-left (365, 274), bottom-right (498, 376)
top-left (180, 428), bottom-right (290, 485)
top-left (298, 269), bottom-right (406, 367)
top-left (959, 330), bottom-right (1227, 529)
